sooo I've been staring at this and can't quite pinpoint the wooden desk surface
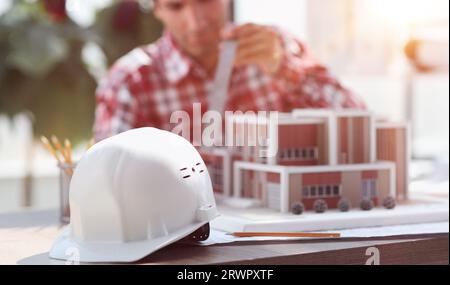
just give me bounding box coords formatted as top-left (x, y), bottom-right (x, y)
top-left (0, 209), bottom-right (448, 265)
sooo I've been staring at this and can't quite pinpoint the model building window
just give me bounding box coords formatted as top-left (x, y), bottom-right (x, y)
top-left (318, 185), bottom-right (324, 196)
top-left (278, 149), bottom-right (285, 160)
top-left (303, 186), bottom-right (309, 196)
top-left (278, 149), bottom-right (286, 160)
top-left (285, 149), bottom-right (291, 159)
top-left (287, 149), bottom-right (293, 159)
top-left (326, 185), bottom-right (332, 196)
top-left (333, 185), bottom-right (340, 196)
top-left (278, 147), bottom-right (318, 161)
top-left (310, 186), bottom-right (317, 196)
top-left (327, 185), bottom-right (341, 197)
top-left (362, 179), bottom-right (377, 199)
top-left (299, 149), bottom-right (306, 158)
top-left (305, 147), bottom-right (316, 160)
top-left (208, 163), bottom-right (223, 190)
top-left (303, 184), bottom-right (341, 198)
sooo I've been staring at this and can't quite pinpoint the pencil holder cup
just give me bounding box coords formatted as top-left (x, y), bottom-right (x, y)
top-left (57, 162), bottom-right (77, 224)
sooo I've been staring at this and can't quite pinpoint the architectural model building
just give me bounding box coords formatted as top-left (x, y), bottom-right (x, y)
top-left (199, 109), bottom-right (409, 214)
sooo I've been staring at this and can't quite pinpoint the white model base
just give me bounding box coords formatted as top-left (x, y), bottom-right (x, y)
top-left (211, 184), bottom-right (449, 233)
top-left (220, 197), bottom-right (263, 209)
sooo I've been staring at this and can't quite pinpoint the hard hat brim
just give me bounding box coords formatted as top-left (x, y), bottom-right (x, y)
top-left (49, 220), bottom-right (210, 263)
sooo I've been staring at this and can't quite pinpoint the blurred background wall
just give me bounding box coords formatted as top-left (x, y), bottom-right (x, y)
top-left (0, 0), bottom-right (163, 211)
top-left (0, 0), bottom-right (448, 212)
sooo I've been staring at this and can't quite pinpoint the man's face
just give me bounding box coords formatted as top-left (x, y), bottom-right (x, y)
top-left (154, 0), bottom-right (229, 58)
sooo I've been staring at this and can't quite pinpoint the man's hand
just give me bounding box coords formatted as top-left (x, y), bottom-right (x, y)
top-left (221, 23), bottom-right (284, 75)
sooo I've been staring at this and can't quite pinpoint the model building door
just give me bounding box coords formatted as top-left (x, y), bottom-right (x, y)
top-left (266, 183), bottom-right (281, 211)
top-left (361, 179), bottom-right (377, 200)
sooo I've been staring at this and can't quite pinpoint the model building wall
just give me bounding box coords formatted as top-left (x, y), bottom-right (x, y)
top-left (376, 124), bottom-right (409, 200)
top-left (337, 116), bottom-right (372, 164)
top-left (200, 152), bottom-right (224, 194)
top-left (238, 165), bottom-right (393, 212)
top-left (277, 124), bottom-right (323, 166)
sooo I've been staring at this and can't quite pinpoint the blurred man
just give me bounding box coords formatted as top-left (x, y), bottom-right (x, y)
top-left (94, 0), bottom-right (365, 141)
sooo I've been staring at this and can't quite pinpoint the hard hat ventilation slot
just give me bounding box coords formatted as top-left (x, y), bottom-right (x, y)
top-left (180, 162), bottom-right (205, 177)
top-left (180, 167), bottom-right (190, 178)
top-left (195, 162), bottom-right (205, 173)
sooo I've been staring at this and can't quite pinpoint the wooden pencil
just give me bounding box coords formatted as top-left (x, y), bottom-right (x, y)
top-left (231, 232), bottom-right (341, 238)
top-left (64, 138), bottom-right (72, 164)
top-left (40, 136), bottom-right (62, 163)
top-left (40, 136), bottom-right (72, 176)
top-left (51, 135), bottom-right (69, 163)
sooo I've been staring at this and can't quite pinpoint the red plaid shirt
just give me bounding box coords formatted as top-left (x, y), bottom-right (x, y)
top-left (94, 30), bottom-right (365, 142)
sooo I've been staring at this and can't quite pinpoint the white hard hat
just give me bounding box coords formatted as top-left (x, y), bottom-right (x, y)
top-left (49, 127), bottom-right (219, 263)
